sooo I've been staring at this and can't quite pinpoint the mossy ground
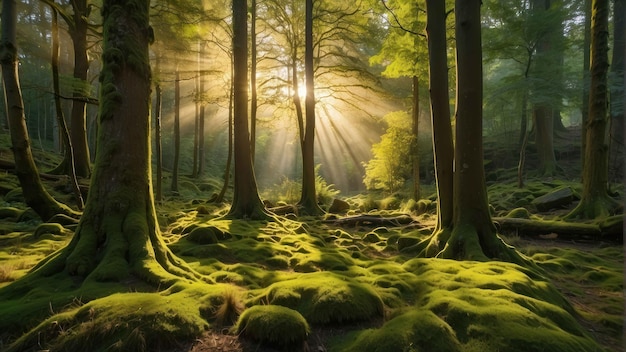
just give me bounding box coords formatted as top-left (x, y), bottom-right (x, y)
top-left (0, 168), bottom-right (622, 351)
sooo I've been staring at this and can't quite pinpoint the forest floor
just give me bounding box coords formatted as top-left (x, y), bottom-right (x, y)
top-left (0, 129), bottom-right (624, 352)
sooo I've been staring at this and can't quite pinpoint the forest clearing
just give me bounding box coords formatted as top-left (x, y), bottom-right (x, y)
top-left (0, 0), bottom-right (624, 351)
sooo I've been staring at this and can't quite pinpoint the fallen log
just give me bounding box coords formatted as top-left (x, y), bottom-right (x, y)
top-left (493, 216), bottom-right (623, 243)
top-left (323, 214), bottom-right (418, 228)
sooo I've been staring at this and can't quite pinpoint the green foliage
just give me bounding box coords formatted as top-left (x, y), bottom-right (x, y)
top-left (261, 165), bottom-right (339, 205)
top-left (363, 111), bottom-right (414, 192)
top-left (236, 305), bottom-right (309, 349)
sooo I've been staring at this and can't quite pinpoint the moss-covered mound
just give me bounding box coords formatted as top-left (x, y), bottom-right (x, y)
top-left (334, 309), bottom-right (462, 352)
top-left (261, 272), bottom-right (384, 324)
top-left (235, 305), bottom-right (309, 349)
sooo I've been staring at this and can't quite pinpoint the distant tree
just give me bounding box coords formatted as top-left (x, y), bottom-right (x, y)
top-left (363, 111), bottom-right (413, 192)
top-left (565, 0), bottom-right (620, 219)
top-left (227, 0), bottom-right (267, 219)
top-left (1, 0), bottom-right (74, 221)
top-left (170, 67), bottom-right (181, 194)
top-left (416, 0), bottom-right (524, 262)
top-left (609, 0), bottom-right (624, 181)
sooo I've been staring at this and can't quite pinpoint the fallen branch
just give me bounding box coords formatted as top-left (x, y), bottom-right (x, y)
top-left (324, 214), bottom-right (418, 228)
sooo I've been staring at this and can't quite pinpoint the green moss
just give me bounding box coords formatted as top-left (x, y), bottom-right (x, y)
top-left (333, 309), bottom-right (461, 352)
top-left (261, 272), bottom-right (383, 324)
top-left (6, 290), bottom-right (209, 352)
top-left (235, 305), bottom-right (309, 349)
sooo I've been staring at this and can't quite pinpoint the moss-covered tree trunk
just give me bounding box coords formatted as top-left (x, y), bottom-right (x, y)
top-left (42, 0), bottom-right (196, 284)
top-left (298, 0), bottom-right (324, 216)
top-left (227, 0), bottom-right (267, 219)
top-left (417, 0), bottom-right (523, 263)
top-left (425, 0), bottom-right (453, 230)
top-left (411, 75), bottom-right (420, 202)
top-left (0, 0), bottom-right (74, 222)
top-left (565, 0), bottom-right (619, 220)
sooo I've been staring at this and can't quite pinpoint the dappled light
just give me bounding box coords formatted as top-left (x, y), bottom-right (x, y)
top-left (0, 0), bottom-right (623, 351)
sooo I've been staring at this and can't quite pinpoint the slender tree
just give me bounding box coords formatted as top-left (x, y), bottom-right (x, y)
top-left (297, 0), bottom-right (324, 215)
top-left (565, 0), bottom-right (619, 219)
top-left (425, 0), bottom-right (453, 230)
top-left (227, 0), bottom-right (267, 219)
top-left (609, 0), bottom-right (624, 181)
top-left (170, 67), bottom-right (181, 193)
top-left (1, 0), bottom-right (74, 221)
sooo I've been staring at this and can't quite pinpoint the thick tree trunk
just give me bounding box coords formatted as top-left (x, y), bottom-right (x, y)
top-left (566, 0), bottom-right (619, 220)
top-left (227, 0), bottom-right (266, 219)
top-left (298, 0), bottom-right (324, 216)
top-left (0, 0), bottom-right (74, 222)
top-left (47, 0), bottom-right (197, 284)
top-left (425, 0), bottom-right (453, 230)
top-left (581, 0), bottom-right (591, 175)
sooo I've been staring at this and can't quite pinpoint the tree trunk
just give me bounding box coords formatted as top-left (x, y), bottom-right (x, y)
top-left (171, 68), bottom-right (180, 193)
top-left (39, 0), bottom-right (198, 284)
top-left (227, 0), bottom-right (267, 219)
top-left (0, 0), bottom-right (74, 222)
top-left (250, 0), bottom-right (258, 163)
top-left (192, 44), bottom-right (200, 178)
top-left (215, 71), bottom-right (233, 204)
top-left (154, 82), bottom-right (163, 202)
top-left (298, 0), bottom-right (323, 216)
top-left (69, 0), bottom-right (92, 178)
top-left (411, 75), bottom-right (420, 201)
top-left (418, 0), bottom-right (523, 263)
top-left (533, 104), bottom-right (558, 175)
top-left (51, 9), bottom-right (84, 210)
top-left (425, 0), bottom-right (453, 230)
top-left (198, 44), bottom-right (206, 176)
top-left (581, 0), bottom-right (592, 174)
top-left (609, 0), bottom-right (624, 182)
top-left (565, 0), bottom-right (619, 220)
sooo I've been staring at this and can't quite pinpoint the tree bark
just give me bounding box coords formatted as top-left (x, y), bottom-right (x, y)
top-left (227, 0), bottom-right (267, 219)
top-left (298, 0), bottom-right (324, 215)
top-left (425, 0), bottom-right (453, 230)
top-left (41, 0), bottom-right (197, 284)
top-left (0, 0), bottom-right (74, 222)
top-left (154, 82), bottom-right (163, 202)
top-left (565, 0), bottom-right (619, 219)
top-left (250, 0), bottom-right (258, 163)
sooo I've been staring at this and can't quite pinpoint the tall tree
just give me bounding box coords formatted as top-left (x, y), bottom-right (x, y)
top-left (416, 0), bottom-right (523, 262)
top-left (25, 0), bottom-right (198, 284)
top-left (297, 0), bottom-right (324, 215)
top-left (565, 0), bottom-right (619, 219)
top-left (1, 0), bottom-right (74, 221)
top-left (170, 67), bottom-right (181, 193)
top-left (227, 0), bottom-right (267, 219)
top-left (425, 0), bottom-right (453, 230)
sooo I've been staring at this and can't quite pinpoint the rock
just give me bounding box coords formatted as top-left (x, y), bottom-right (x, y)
top-left (531, 187), bottom-right (575, 212)
top-left (328, 198), bottom-right (350, 214)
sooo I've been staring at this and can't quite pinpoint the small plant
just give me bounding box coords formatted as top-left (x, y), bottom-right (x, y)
top-left (0, 264), bottom-right (14, 282)
top-left (214, 289), bottom-right (244, 327)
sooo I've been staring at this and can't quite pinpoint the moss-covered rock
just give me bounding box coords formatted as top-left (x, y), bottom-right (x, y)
top-left (235, 305), bottom-right (309, 350)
